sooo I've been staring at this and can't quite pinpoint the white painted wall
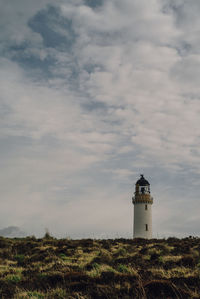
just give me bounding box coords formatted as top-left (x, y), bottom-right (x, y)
top-left (134, 203), bottom-right (152, 239)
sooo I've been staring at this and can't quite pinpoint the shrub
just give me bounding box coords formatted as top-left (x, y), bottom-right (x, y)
top-left (43, 229), bottom-right (54, 240)
top-left (5, 274), bottom-right (21, 283)
top-left (179, 255), bottom-right (195, 267)
top-left (98, 249), bottom-right (112, 263)
top-left (15, 254), bottom-right (25, 266)
top-left (117, 264), bottom-right (130, 273)
top-left (143, 255), bottom-right (151, 261)
top-left (46, 288), bottom-right (67, 299)
top-left (92, 262), bottom-right (101, 270)
top-left (26, 291), bottom-right (45, 298)
top-left (59, 253), bottom-right (67, 260)
top-left (88, 262), bottom-right (101, 276)
top-left (115, 247), bottom-right (127, 257)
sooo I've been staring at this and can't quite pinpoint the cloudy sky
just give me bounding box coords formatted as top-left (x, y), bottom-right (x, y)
top-left (0, 0), bottom-right (200, 238)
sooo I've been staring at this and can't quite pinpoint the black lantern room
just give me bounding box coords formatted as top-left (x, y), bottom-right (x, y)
top-left (135, 174), bottom-right (150, 194)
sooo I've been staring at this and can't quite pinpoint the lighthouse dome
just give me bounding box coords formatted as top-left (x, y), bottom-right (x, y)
top-left (136, 174), bottom-right (150, 186)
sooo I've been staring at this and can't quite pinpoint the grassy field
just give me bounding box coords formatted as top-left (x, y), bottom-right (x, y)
top-left (0, 235), bottom-right (200, 298)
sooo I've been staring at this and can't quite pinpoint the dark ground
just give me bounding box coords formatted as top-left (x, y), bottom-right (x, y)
top-left (0, 236), bottom-right (200, 298)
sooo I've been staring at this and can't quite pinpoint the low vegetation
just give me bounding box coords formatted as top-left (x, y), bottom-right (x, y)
top-left (0, 236), bottom-right (200, 298)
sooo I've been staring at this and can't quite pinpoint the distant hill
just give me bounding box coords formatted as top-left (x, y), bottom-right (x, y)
top-left (0, 226), bottom-right (25, 237)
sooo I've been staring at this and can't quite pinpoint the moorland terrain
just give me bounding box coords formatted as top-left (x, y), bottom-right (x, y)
top-left (0, 235), bottom-right (200, 298)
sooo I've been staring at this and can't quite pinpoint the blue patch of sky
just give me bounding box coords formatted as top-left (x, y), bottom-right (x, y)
top-left (0, 136), bottom-right (32, 158)
top-left (1, 5), bottom-right (79, 80)
top-left (84, 0), bottom-right (104, 9)
top-left (77, 165), bottom-right (118, 191)
top-left (28, 5), bottom-right (76, 50)
top-left (150, 165), bottom-right (200, 200)
top-left (84, 162), bottom-right (134, 193)
top-left (0, 103), bottom-right (12, 118)
top-left (83, 63), bottom-right (104, 74)
top-left (82, 101), bottom-right (107, 111)
top-left (176, 42), bottom-right (191, 57)
top-left (161, 1), bottom-right (182, 15)
top-left (35, 134), bottom-right (65, 148)
top-left (90, 31), bottom-right (131, 47)
top-left (8, 46), bottom-right (56, 79)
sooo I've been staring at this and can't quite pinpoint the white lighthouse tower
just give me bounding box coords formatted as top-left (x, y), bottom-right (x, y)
top-left (132, 175), bottom-right (153, 239)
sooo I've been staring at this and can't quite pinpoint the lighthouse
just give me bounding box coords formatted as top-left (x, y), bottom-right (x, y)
top-left (132, 175), bottom-right (153, 239)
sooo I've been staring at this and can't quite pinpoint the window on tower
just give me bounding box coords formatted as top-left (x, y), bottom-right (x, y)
top-left (145, 205), bottom-right (148, 210)
top-left (139, 186), bottom-right (150, 194)
top-left (145, 224), bottom-right (148, 231)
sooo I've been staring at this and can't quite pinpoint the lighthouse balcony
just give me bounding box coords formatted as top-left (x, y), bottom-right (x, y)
top-left (132, 195), bottom-right (153, 204)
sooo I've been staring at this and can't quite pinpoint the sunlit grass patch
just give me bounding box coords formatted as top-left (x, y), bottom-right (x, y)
top-left (143, 254), bottom-right (151, 261)
top-left (0, 264), bottom-right (9, 274)
top-left (74, 247), bottom-right (84, 256)
top-left (117, 264), bottom-right (137, 275)
top-left (149, 266), bottom-right (197, 279)
top-left (163, 245), bottom-right (174, 253)
top-left (45, 287), bottom-right (67, 298)
top-left (148, 247), bottom-right (162, 256)
top-left (57, 249), bottom-right (100, 271)
top-left (158, 255), bottom-right (182, 263)
top-left (14, 291), bottom-right (45, 299)
top-left (58, 255), bottom-right (76, 263)
top-left (97, 249), bottom-right (112, 263)
top-left (87, 263), bottom-right (116, 277)
top-left (113, 247), bottom-right (127, 257)
top-left (0, 264), bottom-right (24, 277)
